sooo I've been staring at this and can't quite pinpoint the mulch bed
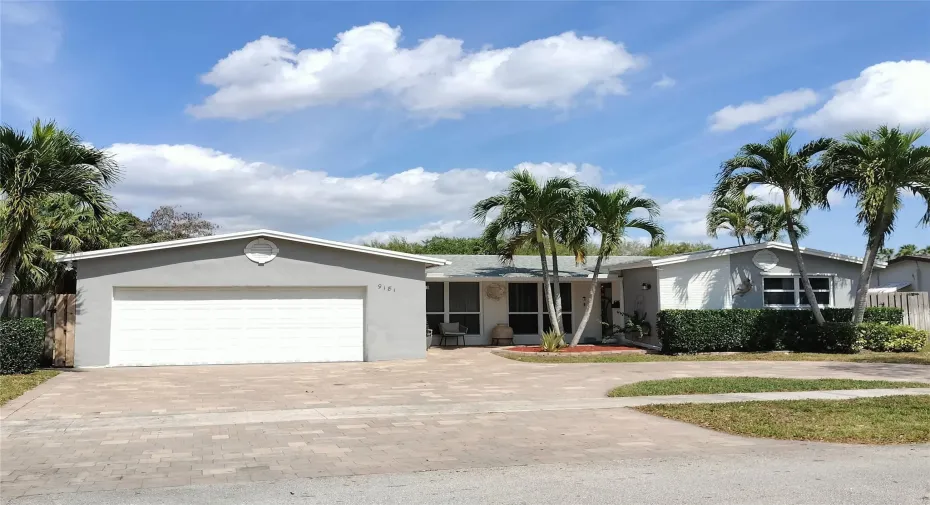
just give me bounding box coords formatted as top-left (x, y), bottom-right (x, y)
top-left (507, 345), bottom-right (641, 353)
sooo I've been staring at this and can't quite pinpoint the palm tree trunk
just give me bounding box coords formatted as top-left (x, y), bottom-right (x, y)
top-left (851, 192), bottom-right (894, 324)
top-left (548, 235), bottom-right (564, 335)
top-left (0, 256), bottom-right (18, 315)
top-left (784, 196), bottom-right (824, 325)
top-left (569, 239), bottom-right (605, 347)
top-left (536, 231), bottom-right (559, 340)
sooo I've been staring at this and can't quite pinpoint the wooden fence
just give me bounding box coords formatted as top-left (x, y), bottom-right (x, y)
top-left (2, 294), bottom-right (76, 367)
top-left (866, 292), bottom-right (930, 331)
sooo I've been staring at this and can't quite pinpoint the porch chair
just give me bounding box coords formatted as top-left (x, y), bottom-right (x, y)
top-left (438, 322), bottom-right (468, 347)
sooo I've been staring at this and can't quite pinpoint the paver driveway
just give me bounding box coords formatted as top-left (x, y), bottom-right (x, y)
top-left (3, 348), bottom-right (929, 498)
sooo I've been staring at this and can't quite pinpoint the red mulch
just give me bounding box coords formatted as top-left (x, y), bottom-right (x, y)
top-left (508, 345), bottom-right (640, 353)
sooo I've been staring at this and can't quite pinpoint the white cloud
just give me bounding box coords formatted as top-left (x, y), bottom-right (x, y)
top-left (709, 89), bottom-right (819, 132)
top-left (795, 60), bottom-right (930, 133)
top-left (187, 22), bottom-right (645, 119)
top-left (106, 143), bottom-right (606, 234)
top-left (659, 194), bottom-right (713, 241)
top-left (652, 75), bottom-right (676, 89)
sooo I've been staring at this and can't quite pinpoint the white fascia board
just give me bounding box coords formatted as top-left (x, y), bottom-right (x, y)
top-left (607, 242), bottom-right (881, 272)
top-left (57, 229), bottom-right (450, 266)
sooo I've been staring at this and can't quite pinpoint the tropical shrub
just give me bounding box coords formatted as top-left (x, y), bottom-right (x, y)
top-left (539, 330), bottom-right (566, 352)
top-left (1, 318), bottom-right (46, 374)
top-left (858, 323), bottom-right (928, 353)
top-left (657, 308), bottom-right (902, 354)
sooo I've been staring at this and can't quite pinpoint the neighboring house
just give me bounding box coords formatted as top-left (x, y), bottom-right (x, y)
top-left (59, 230), bottom-right (448, 367)
top-left (58, 231), bottom-right (878, 367)
top-left (605, 242), bottom-right (883, 347)
top-left (871, 255), bottom-right (930, 293)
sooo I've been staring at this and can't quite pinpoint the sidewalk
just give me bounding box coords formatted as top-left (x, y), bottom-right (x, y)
top-left (7, 387), bottom-right (929, 435)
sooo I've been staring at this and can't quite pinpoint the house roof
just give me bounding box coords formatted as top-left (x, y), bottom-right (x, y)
top-left (888, 254), bottom-right (930, 264)
top-left (606, 242), bottom-right (884, 271)
top-left (426, 255), bottom-right (650, 278)
top-left (57, 229), bottom-right (451, 266)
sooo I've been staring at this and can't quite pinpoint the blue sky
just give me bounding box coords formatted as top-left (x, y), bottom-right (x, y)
top-left (2, 1), bottom-right (929, 255)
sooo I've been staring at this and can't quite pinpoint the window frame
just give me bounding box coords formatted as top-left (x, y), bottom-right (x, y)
top-left (426, 282), bottom-right (446, 335)
top-left (508, 282), bottom-right (541, 335)
top-left (762, 274), bottom-right (833, 309)
top-left (448, 282), bottom-right (481, 335)
top-left (426, 281), bottom-right (482, 337)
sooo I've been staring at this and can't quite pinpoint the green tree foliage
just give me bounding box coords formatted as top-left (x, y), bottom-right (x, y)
top-left (714, 129), bottom-right (833, 325)
top-left (820, 126), bottom-right (930, 323)
top-left (570, 187), bottom-right (664, 346)
top-left (473, 170), bottom-right (585, 334)
top-left (1, 120), bottom-right (118, 311)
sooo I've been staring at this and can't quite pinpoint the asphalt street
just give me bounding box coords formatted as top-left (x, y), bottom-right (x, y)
top-left (7, 443), bottom-right (929, 505)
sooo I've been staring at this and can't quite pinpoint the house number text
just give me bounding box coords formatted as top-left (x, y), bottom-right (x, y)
top-left (377, 284), bottom-right (396, 293)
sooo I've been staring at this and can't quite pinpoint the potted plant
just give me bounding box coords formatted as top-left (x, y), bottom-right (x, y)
top-left (622, 311), bottom-right (651, 340)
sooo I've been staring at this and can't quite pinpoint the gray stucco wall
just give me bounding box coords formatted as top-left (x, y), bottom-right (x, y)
top-left (74, 238), bottom-right (427, 367)
top-left (729, 248), bottom-right (862, 308)
top-left (619, 267), bottom-right (659, 345)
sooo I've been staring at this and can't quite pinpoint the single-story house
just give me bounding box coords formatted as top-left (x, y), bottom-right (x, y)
top-left (60, 230), bottom-right (449, 367)
top-left (60, 230), bottom-right (879, 367)
top-left (606, 242), bottom-right (885, 347)
top-left (871, 254), bottom-right (929, 293)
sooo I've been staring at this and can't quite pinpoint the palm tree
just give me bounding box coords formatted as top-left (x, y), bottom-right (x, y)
top-left (819, 126), bottom-right (930, 323)
top-left (473, 170), bottom-right (582, 336)
top-left (748, 203), bottom-right (809, 242)
top-left (896, 244), bottom-right (918, 258)
top-left (569, 187), bottom-right (664, 347)
top-left (714, 129), bottom-right (833, 325)
top-left (0, 120), bottom-right (119, 312)
top-left (706, 192), bottom-right (758, 245)
top-left (9, 195), bottom-right (141, 294)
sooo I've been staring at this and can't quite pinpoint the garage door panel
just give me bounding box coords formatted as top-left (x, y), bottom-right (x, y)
top-left (110, 287), bottom-right (364, 366)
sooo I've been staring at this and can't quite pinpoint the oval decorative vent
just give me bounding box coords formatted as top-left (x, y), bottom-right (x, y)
top-left (244, 238), bottom-right (279, 265)
top-left (752, 250), bottom-right (778, 271)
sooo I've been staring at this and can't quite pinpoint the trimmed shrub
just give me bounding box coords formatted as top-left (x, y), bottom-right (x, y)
top-left (657, 307), bottom-right (902, 354)
top-left (798, 322), bottom-right (861, 353)
top-left (1, 318), bottom-right (46, 374)
top-left (859, 323), bottom-right (928, 353)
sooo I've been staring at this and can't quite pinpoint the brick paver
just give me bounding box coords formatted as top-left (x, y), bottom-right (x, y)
top-left (2, 348), bottom-right (929, 498)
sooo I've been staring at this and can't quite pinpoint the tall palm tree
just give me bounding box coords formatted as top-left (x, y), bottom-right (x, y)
top-left (0, 120), bottom-right (118, 311)
top-left (473, 170), bottom-right (582, 336)
top-left (819, 126), bottom-right (930, 323)
top-left (569, 187), bottom-right (664, 347)
top-left (714, 129), bottom-right (833, 325)
top-left (748, 203), bottom-right (809, 242)
top-left (706, 192), bottom-right (758, 245)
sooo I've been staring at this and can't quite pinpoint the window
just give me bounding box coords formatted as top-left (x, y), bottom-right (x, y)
top-left (508, 283), bottom-right (539, 334)
top-left (426, 282), bottom-right (445, 334)
top-left (763, 276), bottom-right (832, 307)
top-left (544, 283), bottom-right (573, 333)
top-left (448, 282), bottom-right (480, 334)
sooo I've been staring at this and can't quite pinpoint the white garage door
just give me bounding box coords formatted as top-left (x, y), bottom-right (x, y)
top-left (110, 287), bottom-right (364, 366)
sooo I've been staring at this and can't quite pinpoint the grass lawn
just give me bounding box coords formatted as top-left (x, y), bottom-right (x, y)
top-left (608, 377), bottom-right (928, 397)
top-left (497, 349), bottom-right (930, 365)
top-left (635, 395), bottom-right (930, 444)
top-left (0, 370), bottom-right (59, 405)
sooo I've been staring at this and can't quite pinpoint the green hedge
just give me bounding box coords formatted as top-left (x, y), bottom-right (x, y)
top-left (657, 307), bottom-right (903, 354)
top-left (858, 323), bottom-right (928, 353)
top-left (798, 322), bottom-right (860, 354)
top-left (1, 318), bottom-right (46, 374)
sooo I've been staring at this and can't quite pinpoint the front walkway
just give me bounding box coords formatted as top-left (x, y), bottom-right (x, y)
top-left (2, 348), bottom-right (928, 498)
